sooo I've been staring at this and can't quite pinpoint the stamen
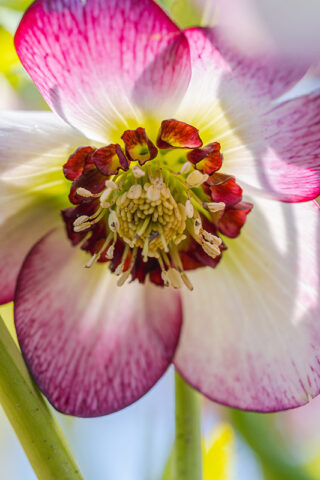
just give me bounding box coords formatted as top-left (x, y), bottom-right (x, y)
top-left (73, 209), bottom-right (105, 232)
top-left (117, 247), bottom-right (138, 286)
top-left (76, 187), bottom-right (101, 198)
top-left (115, 245), bottom-right (130, 275)
top-left (179, 161), bottom-right (192, 174)
top-left (166, 268), bottom-right (183, 289)
top-left (185, 199), bottom-right (194, 218)
top-left (204, 202), bottom-right (225, 213)
top-left (132, 165), bottom-right (146, 178)
top-left (127, 184), bottom-right (142, 199)
top-left (108, 210), bottom-right (119, 232)
top-left (146, 184), bottom-right (161, 201)
top-left (186, 170), bottom-right (209, 187)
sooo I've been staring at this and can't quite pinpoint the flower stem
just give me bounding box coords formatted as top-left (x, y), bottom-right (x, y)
top-left (174, 370), bottom-right (203, 480)
top-left (0, 315), bottom-right (84, 480)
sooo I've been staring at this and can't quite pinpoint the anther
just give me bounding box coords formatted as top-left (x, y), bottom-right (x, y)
top-left (76, 187), bottom-right (101, 198)
top-left (185, 199), bottom-right (194, 218)
top-left (127, 184), bottom-right (142, 199)
top-left (180, 161), bottom-right (192, 174)
top-left (166, 268), bottom-right (183, 289)
top-left (132, 165), bottom-right (146, 178)
top-left (204, 202), bottom-right (225, 213)
top-left (108, 210), bottom-right (119, 232)
top-left (186, 170), bottom-right (209, 187)
top-left (146, 184), bottom-right (161, 201)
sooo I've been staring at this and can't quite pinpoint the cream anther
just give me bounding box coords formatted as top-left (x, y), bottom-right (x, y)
top-left (76, 187), bottom-right (100, 198)
top-left (166, 268), bottom-right (183, 289)
top-left (127, 184), bottom-right (142, 199)
top-left (100, 188), bottom-right (113, 207)
top-left (205, 202), bottom-right (225, 213)
top-left (194, 217), bottom-right (202, 235)
top-left (105, 180), bottom-right (118, 189)
top-left (146, 184), bottom-right (161, 201)
top-left (73, 215), bottom-right (89, 227)
top-left (186, 170), bottom-right (209, 187)
top-left (132, 165), bottom-right (146, 178)
top-left (180, 161), bottom-right (192, 174)
top-left (108, 210), bottom-right (119, 232)
top-left (185, 199), bottom-right (194, 218)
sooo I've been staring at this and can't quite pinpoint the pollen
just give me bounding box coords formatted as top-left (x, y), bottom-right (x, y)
top-left (115, 176), bottom-right (185, 259)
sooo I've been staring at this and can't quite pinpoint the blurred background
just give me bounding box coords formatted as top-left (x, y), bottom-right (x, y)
top-left (0, 1), bottom-right (320, 478)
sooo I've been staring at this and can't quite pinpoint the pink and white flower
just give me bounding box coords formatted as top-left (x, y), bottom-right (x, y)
top-left (1, 0), bottom-right (319, 417)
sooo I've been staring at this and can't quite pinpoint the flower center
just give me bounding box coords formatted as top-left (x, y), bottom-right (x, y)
top-left (62, 119), bottom-right (253, 290)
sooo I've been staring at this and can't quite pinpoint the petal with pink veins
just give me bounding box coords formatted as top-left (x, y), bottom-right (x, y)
top-left (177, 28), bottom-right (319, 202)
top-left (14, 229), bottom-right (182, 417)
top-left (177, 27), bottom-right (307, 133)
top-left (15, 0), bottom-right (191, 143)
top-left (0, 111), bottom-right (89, 304)
top-left (175, 198), bottom-right (320, 412)
top-left (224, 90), bottom-right (320, 202)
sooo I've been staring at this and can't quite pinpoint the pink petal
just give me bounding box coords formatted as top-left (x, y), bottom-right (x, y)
top-left (0, 111), bottom-right (88, 304)
top-left (226, 90), bottom-right (320, 202)
top-left (15, 0), bottom-right (191, 143)
top-left (14, 229), bottom-right (182, 417)
top-left (175, 198), bottom-right (320, 412)
top-left (196, 27), bottom-right (307, 102)
top-left (177, 27), bottom-right (319, 202)
top-left (176, 27), bottom-right (307, 130)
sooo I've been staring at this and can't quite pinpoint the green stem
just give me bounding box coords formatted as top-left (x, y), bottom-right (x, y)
top-left (174, 371), bottom-right (203, 480)
top-left (0, 316), bottom-right (84, 480)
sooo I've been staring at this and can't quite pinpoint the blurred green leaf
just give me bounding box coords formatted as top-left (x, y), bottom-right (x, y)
top-left (0, 0), bottom-right (32, 10)
top-left (157, 0), bottom-right (203, 28)
top-left (230, 410), bottom-right (314, 480)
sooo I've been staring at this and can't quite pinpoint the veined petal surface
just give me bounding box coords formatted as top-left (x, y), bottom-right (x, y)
top-left (14, 229), bottom-right (182, 417)
top-left (0, 111), bottom-right (88, 303)
top-left (179, 28), bottom-right (319, 202)
top-left (175, 198), bottom-right (320, 412)
top-left (15, 0), bottom-right (191, 143)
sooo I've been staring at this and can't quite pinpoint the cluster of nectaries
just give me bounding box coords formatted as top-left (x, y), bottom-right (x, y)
top-left (62, 119), bottom-right (253, 290)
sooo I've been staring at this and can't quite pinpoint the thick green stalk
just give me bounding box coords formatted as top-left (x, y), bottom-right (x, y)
top-left (174, 371), bottom-right (203, 480)
top-left (0, 316), bottom-right (84, 480)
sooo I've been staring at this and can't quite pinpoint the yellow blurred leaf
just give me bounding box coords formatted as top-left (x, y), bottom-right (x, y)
top-left (203, 423), bottom-right (234, 480)
top-left (0, 302), bottom-right (18, 344)
top-left (0, 0), bottom-right (32, 10)
top-left (0, 26), bottom-right (18, 72)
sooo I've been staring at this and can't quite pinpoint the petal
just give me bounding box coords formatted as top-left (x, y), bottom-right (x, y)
top-left (177, 27), bottom-right (319, 202)
top-left (225, 90), bottom-right (320, 202)
top-left (187, 142), bottom-right (223, 175)
top-left (0, 204), bottom-right (61, 305)
top-left (15, 0), bottom-right (191, 143)
top-left (218, 201), bottom-right (253, 238)
top-left (93, 145), bottom-right (129, 176)
top-left (63, 146), bottom-right (95, 181)
top-left (177, 27), bottom-right (307, 128)
top-left (157, 119), bottom-right (203, 149)
top-left (0, 111), bottom-right (88, 304)
top-left (207, 174), bottom-right (243, 207)
top-left (121, 128), bottom-right (158, 165)
top-left (14, 229), bottom-right (182, 416)
top-left (175, 198), bottom-right (320, 412)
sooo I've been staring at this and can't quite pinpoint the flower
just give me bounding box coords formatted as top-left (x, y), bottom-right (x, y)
top-left (1, 0), bottom-right (319, 417)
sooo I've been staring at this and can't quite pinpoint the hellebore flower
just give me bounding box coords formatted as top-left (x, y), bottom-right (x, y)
top-left (1, 0), bottom-right (319, 417)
